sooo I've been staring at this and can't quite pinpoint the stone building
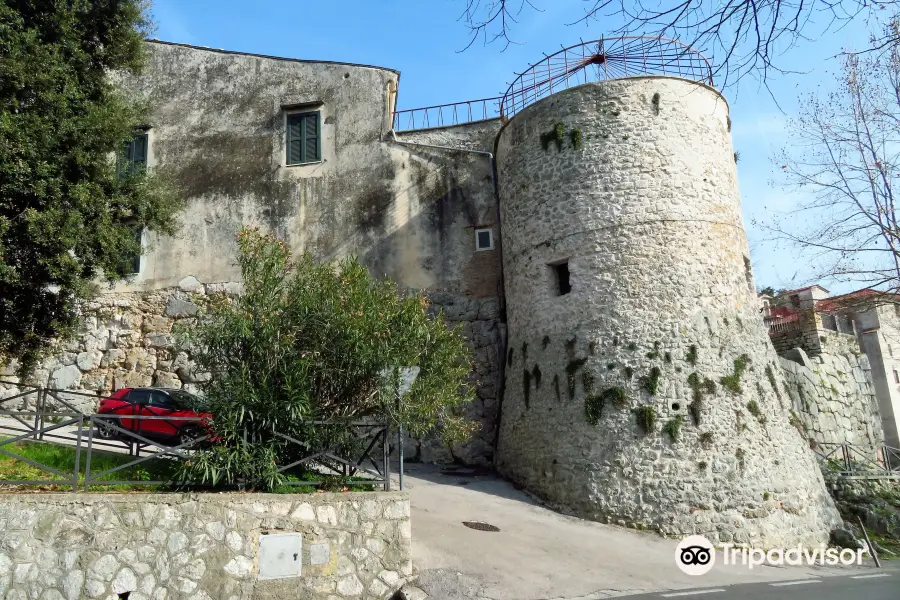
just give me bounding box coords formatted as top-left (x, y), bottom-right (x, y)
top-left (4, 38), bottom-right (844, 546)
top-left (766, 286), bottom-right (900, 449)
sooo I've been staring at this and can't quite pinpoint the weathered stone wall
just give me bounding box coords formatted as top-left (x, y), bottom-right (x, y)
top-left (0, 491), bottom-right (411, 600)
top-left (394, 120), bottom-right (505, 465)
top-left (494, 76), bottom-right (841, 547)
top-left (779, 348), bottom-right (884, 452)
top-left (1, 281), bottom-right (235, 412)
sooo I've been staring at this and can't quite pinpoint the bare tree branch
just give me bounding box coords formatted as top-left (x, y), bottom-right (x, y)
top-left (758, 21), bottom-right (900, 297)
top-left (459, 1), bottom-right (900, 84)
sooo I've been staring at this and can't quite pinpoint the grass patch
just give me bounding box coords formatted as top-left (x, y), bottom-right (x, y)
top-left (720, 354), bottom-right (750, 394)
top-left (0, 439), bottom-right (374, 493)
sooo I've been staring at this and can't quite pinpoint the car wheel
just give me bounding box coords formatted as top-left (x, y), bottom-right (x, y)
top-left (95, 419), bottom-right (117, 439)
top-left (179, 426), bottom-right (203, 447)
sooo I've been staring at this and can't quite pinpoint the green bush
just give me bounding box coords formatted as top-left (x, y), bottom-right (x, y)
top-left (175, 228), bottom-right (475, 490)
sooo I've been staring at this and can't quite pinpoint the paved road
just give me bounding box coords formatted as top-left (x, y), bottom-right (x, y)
top-left (622, 570), bottom-right (898, 599)
top-left (406, 463), bottom-right (892, 600)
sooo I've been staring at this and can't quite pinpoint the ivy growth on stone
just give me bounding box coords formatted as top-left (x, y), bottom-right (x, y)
top-left (765, 363), bottom-right (782, 402)
top-left (699, 431), bottom-right (714, 448)
top-left (789, 410), bottom-right (807, 435)
top-left (569, 128), bottom-right (583, 150)
top-left (663, 415), bottom-right (685, 440)
top-left (582, 371), bottom-right (595, 395)
top-left (720, 354), bottom-right (750, 394)
top-left (540, 122), bottom-right (567, 152)
top-left (646, 341), bottom-right (661, 360)
top-left (686, 345), bottom-right (698, 365)
top-left (634, 405), bottom-right (657, 434)
top-left (639, 366), bottom-right (662, 396)
top-left (746, 399), bottom-right (765, 424)
top-left (586, 386), bottom-right (630, 425)
top-left (607, 362), bottom-right (616, 370)
top-left (523, 369), bottom-right (532, 408)
top-left (627, 342), bottom-right (637, 351)
top-left (687, 372), bottom-right (716, 426)
top-left (585, 394), bottom-right (604, 425)
top-left (697, 461), bottom-right (708, 470)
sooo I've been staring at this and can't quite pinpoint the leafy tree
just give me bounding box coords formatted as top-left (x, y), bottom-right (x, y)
top-left (0, 0), bottom-right (182, 372)
top-left (175, 228), bottom-right (475, 490)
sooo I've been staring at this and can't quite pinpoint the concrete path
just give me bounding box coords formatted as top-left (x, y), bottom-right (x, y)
top-left (404, 463), bottom-right (884, 600)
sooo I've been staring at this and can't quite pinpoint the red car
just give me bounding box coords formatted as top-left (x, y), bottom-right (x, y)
top-left (96, 387), bottom-right (211, 445)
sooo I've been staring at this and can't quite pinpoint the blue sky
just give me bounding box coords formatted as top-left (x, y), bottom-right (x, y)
top-left (150, 0), bottom-right (876, 293)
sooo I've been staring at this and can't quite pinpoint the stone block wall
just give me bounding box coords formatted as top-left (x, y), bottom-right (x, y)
top-left (0, 278), bottom-right (238, 414)
top-left (779, 348), bottom-right (884, 453)
top-left (0, 491), bottom-right (411, 600)
top-left (0, 277), bottom-right (502, 466)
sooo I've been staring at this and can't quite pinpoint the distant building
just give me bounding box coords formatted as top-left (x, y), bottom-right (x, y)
top-left (765, 286), bottom-right (900, 447)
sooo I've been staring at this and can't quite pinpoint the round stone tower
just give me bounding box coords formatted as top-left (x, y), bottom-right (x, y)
top-left (494, 75), bottom-right (840, 547)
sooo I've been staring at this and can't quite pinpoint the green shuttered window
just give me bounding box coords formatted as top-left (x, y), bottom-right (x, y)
top-left (286, 111), bottom-right (321, 165)
top-left (119, 132), bottom-right (148, 178)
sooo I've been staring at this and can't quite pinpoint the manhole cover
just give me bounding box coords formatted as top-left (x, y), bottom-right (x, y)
top-left (462, 521), bottom-right (500, 532)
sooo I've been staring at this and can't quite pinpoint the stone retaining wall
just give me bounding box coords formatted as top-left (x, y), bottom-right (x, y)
top-left (0, 279), bottom-right (501, 466)
top-left (779, 348), bottom-right (884, 453)
top-left (0, 491), bottom-right (411, 600)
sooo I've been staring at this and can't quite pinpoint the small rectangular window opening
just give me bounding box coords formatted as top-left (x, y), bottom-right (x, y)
top-left (475, 228), bottom-right (494, 251)
top-left (118, 132), bottom-right (148, 179)
top-left (553, 262), bottom-right (571, 296)
top-left (286, 111), bottom-right (321, 165)
top-left (121, 226), bottom-right (143, 275)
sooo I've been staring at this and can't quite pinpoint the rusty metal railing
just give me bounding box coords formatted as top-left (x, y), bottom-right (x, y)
top-left (392, 97), bottom-right (503, 132)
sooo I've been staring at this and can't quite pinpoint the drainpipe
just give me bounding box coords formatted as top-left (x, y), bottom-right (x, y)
top-left (388, 128), bottom-right (508, 463)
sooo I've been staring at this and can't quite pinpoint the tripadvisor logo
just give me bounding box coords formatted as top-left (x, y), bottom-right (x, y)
top-left (676, 535), bottom-right (716, 576)
top-left (675, 535), bottom-right (871, 575)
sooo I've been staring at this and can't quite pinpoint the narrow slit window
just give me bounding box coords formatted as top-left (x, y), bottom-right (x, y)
top-left (475, 228), bottom-right (494, 251)
top-left (286, 111), bottom-right (321, 165)
top-left (894, 369), bottom-right (899, 384)
top-left (554, 262), bottom-right (571, 296)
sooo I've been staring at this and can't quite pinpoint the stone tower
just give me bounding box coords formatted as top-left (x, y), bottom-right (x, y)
top-left (494, 76), bottom-right (840, 547)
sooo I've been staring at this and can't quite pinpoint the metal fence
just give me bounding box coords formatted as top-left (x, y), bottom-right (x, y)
top-left (392, 97), bottom-right (503, 132)
top-left (0, 381), bottom-right (402, 492)
top-left (811, 441), bottom-right (900, 478)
